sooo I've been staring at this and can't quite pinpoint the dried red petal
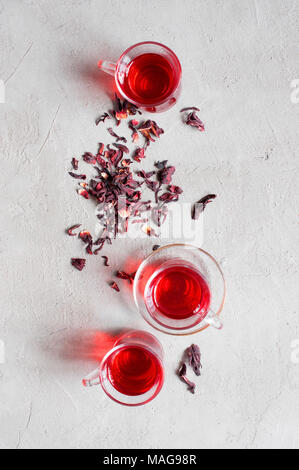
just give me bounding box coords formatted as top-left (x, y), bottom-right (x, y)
top-left (178, 362), bottom-right (195, 394)
top-left (86, 242), bottom-right (93, 255)
top-left (69, 172), bottom-right (86, 179)
top-left (158, 165), bottom-right (175, 184)
top-left (184, 110), bottom-right (205, 131)
top-left (71, 258), bottom-right (86, 271)
top-left (101, 255), bottom-right (109, 266)
top-left (168, 185), bottom-right (183, 194)
top-left (150, 121), bottom-right (164, 138)
top-left (71, 158), bottom-right (79, 170)
top-left (180, 107), bottom-right (200, 112)
top-left (159, 192), bottom-right (178, 203)
top-left (133, 147), bottom-right (145, 162)
top-left (77, 189), bottom-right (89, 199)
top-left (116, 270), bottom-right (135, 284)
top-left (95, 112), bottom-right (110, 125)
top-left (186, 344), bottom-right (202, 376)
top-left (67, 224), bottom-right (81, 236)
top-left (110, 281), bottom-right (120, 292)
top-left (107, 128), bottom-right (127, 143)
top-left (191, 194), bottom-right (217, 220)
top-left (112, 143), bottom-right (129, 154)
top-left (83, 153), bottom-right (97, 165)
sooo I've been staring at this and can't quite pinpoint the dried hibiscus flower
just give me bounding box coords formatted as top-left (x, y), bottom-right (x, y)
top-left (129, 119), bottom-right (139, 143)
top-left (71, 158), bottom-right (79, 170)
top-left (68, 172), bottom-right (86, 180)
top-left (107, 127), bottom-right (127, 143)
top-left (186, 344), bottom-right (202, 376)
top-left (83, 152), bottom-right (97, 165)
top-left (191, 194), bottom-right (217, 220)
top-left (178, 363), bottom-right (195, 394)
top-left (101, 255), bottom-right (109, 266)
top-left (152, 244), bottom-right (160, 251)
top-left (181, 108), bottom-right (205, 132)
top-left (66, 224), bottom-right (81, 236)
top-left (133, 147), bottom-right (145, 162)
top-left (180, 106), bottom-right (200, 112)
top-left (79, 230), bottom-right (92, 244)
top-left (116, 270), bottom-right (135, 284)
top-left (110, 281), bottom-right (120, 292)
top-left (95, 112), bottom-right (110, 125)
top-left (71, 258), bottom-right (86, 271)
top-left (111, 94), bottom-right (140, 126)
top-left (77, 189), bottom-right (89, 199)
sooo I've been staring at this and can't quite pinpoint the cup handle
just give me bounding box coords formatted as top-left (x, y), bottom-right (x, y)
top-left (204, 309), bottom-right (223, 330)
top-left (82, 367), bottom-right (101, 387)
top-left (98, 60), bottom-right (116, 76)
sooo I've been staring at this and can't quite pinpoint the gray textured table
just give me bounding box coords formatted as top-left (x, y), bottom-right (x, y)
top-left (0, 0), bottom-right (298, 449)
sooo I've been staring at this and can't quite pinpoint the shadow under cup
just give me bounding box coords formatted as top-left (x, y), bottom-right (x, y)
top-left (133, 244), bottom-right (226, 335)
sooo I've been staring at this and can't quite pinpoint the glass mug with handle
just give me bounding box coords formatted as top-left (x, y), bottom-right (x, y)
top-left (98, 41), bottom-right (182, 112)
top-left (83, 330), bottom-right (164, 406)
top-left (133, 244), bottom-right (226, 336)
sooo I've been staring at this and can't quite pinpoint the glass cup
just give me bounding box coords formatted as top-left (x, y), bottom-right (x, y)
top-left (133, 244), bottom-right (226, 336)
top-left (82, 330), bottom-right (164, 406)
top-left (98, 41), bottom-right (182, 112)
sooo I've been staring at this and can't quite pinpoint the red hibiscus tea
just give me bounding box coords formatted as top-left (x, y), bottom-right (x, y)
top-left (83, 330), bottom-right (164, 405)
top-left (144, 261), bottom-right (211, 329)
top-left (106, 345), bottom-right (164, 396)
top-left (97, 42), bottom-right (182, 112)
top-left (121, 53), bottom-right (179, 105)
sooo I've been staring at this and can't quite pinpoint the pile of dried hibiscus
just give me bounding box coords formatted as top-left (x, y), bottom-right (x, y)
top-left (67, 95), bottom-right (215, 286)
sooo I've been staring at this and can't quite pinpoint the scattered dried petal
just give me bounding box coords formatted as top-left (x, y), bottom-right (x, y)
top-left (69, 172), bottom-right (86, 180)
top-left (178, 363), bottom-right (196, 394)
top-left (95, 112), bottom-right (110, 125)
top-left (180, 107), bottom-right (200, 112)
top-left (152, 244), bottom-right (160, 251)
top-left (183, 110), bottom-right (205, 132)
top-left (83, 153), bottom-right (97, 165)
top-left (101, 255), bottom-right (109, 266)
top-left (77, 189), bottom-right (89, 199)
top-left (116, 270), bottom-right (134, 284)
top-left (71, 158), bottom-right (79, 170)
top-left (107, 127), bottom-right (127, 143)
top-left (71, 258), bottom-right (86, 271)
top-left (133, 147), bottom-right (145, 162)
top-left (186, 344), bottom-right (202, 376)
top-left (158, 165), bottom-right (175, 184)
top-left (168, 185), bottom-right (183, 194)
top-left (79, 230), bottom-right (92, 241)
top-left (112, 143), bottom-right (129, 154)
top-left (191, 194), bottom-right (217, 220)
top-left (110, 281), bottom-right (120, 292)
top-left (66, 224), bottom-right (81, 236)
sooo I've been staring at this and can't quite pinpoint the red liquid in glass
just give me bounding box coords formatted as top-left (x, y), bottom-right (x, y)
top-left (122, 53), bottom-right (176, 104)
top-left (107, 346), bottom-right (163, 396)
top-left (146, 264), bottom-right (211, 321)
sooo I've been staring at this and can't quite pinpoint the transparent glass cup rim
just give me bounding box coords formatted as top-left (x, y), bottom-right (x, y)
top-left (133, 243), bottom-right (226, 336)
top-left (115, 41), bottom-right (182, 108)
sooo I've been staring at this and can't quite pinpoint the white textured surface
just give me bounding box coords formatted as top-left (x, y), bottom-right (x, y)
top-left (0, 0), bottom-right (299, 449)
